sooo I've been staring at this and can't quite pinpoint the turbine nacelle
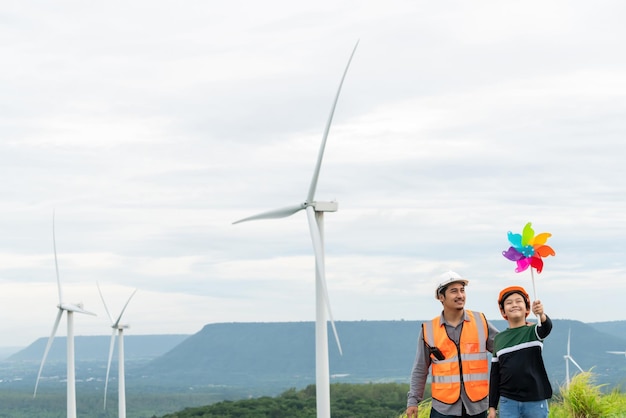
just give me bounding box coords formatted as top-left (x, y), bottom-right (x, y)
top-left (58, 303), bottom-right (97, 316)
top-left (308, 201), bottom-right (338, 212)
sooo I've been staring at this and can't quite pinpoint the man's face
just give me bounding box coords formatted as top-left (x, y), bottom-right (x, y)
top-left (440, 282), bottom-right (466, 311)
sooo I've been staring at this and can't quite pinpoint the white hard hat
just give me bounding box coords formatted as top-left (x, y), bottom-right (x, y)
top-left (435, 270), bottom-right (469, 299)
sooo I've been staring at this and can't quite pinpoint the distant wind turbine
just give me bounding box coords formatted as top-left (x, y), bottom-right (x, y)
top-left (606, 349), bottom-right (626, 358)
top-left (97, 283), bottom-right (137, 418)
top-left (564, 328), bottom-right (584, 388)
top-left (233, 40), bottom-right (359, 418)
top-left (34, 212), bottom-right (96, 418)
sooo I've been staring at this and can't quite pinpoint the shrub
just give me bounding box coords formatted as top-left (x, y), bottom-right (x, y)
top-left (550, 371), bottom-right (626, 418)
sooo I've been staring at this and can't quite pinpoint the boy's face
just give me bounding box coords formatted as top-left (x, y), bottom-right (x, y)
top-left (501, 293), bottom-right (529, 320)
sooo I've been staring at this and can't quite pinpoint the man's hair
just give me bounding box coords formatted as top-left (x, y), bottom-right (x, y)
top-left (437, 285), bottom-right (449, 297)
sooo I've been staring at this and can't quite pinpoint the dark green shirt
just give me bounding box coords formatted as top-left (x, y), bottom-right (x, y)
top-left (489, 316), bottom-right (553, 408)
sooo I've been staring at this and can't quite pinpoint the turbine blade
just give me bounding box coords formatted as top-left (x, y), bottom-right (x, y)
top-left (607, 351), bottom-right (626, 355)
top-left (306, 40), bottom-right (359, 203)
top-left (34, 308), bottom-right (63, 397)
top-left (103, 329), bottom-right (117, 410)
top-left (97, 282), bottom-right (114, 324)
top-left (113, 288), bottom-right (137, 327)
top-left (569, 356), bottom-right (584, 373)
top-left (52, 210), bottom-right (63, 304)
top-left (233, 204), bottom-right (304, 225)
top-left (567, 328), bottom-right (571, 355)
top-left (306, 206), bottom-right (342, 355)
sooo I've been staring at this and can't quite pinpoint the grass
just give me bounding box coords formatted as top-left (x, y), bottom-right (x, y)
top-left (549, 371), bottom-right (626, 418)
top-left (397, 372), bottom-right (626, 418)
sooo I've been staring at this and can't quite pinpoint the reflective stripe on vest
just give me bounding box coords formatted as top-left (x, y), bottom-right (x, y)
top-left (423, 310), bottom-right (489, 404)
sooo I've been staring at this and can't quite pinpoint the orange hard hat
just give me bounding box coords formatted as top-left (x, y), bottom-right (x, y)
top-left (498, 286), bottom-right (531, 318)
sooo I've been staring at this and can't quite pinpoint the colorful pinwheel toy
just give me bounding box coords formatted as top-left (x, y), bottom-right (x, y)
top-left (502, 222), bottom-right (555, 325)
top-left (502, 222), bottom-right (555, 274)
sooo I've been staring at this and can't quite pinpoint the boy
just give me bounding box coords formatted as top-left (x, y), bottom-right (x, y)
top-left (488, 286), bottom-right (552, 418)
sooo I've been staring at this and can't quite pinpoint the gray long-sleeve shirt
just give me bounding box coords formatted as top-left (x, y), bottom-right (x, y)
top-left (407, 310), bottom-right (499, 416)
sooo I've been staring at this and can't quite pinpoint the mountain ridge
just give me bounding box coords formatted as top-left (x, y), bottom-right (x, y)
top-left (3, 320), bottom-right (625, 394)
top-left (137, 319), bottom-right (626, 391)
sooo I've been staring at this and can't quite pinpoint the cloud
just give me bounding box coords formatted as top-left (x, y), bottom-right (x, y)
top-left (1, 1), bottom-right (626, 347)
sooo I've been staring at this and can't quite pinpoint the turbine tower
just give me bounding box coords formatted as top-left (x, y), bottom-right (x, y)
top-left (34, 212), bottom-right (96, 418)
top-left (233, 41), bottom-right (358, 418)
top-left (97, 283), bottom-right (137, 418)
top-left (564, 328), bottom-right (584, 388)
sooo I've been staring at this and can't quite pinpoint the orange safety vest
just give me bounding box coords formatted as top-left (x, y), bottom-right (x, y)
top-left (422, 310), bottom-right (489, 404)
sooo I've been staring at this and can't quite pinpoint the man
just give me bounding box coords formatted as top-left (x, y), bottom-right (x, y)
top-left (406, 271), bottom-right (499, 418)
top-left (487, 286), bottom-right (552, 418)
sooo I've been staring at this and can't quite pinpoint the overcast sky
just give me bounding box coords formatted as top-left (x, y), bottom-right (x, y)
top-left (2, 1), bottom-right (626, 347)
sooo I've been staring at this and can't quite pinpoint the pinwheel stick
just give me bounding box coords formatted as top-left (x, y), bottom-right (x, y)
top-left (530, 269), bottom-right (541, 327)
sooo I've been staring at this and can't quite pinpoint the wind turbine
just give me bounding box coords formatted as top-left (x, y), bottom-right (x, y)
top-left (34, 213), bottom-right (96, 418)
top-left (564, 328), bottom-right (584, 388)
top-left (233, 40), bottom-right (358, 418)
top-left (97, 283), bottom-right (137, 418)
